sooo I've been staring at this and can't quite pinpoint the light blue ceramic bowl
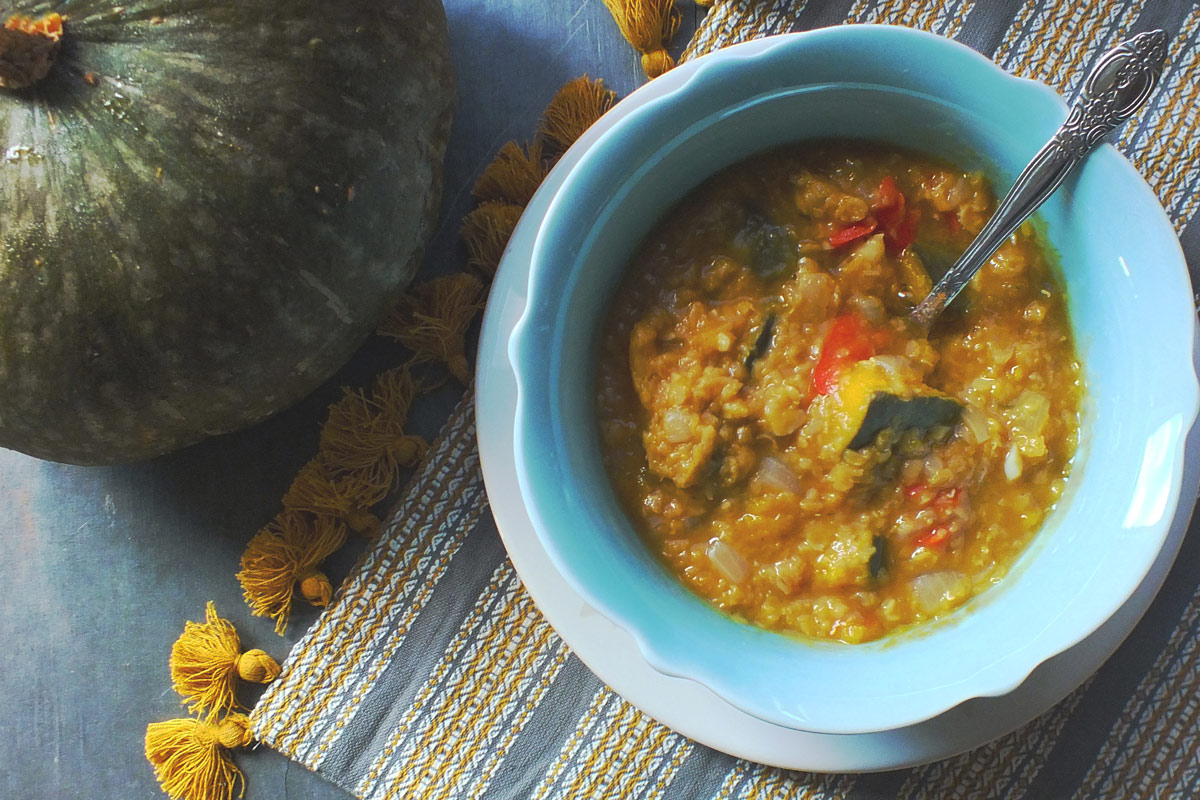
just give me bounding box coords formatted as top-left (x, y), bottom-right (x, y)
top-left (509, 25), bottom-right (1199, 734)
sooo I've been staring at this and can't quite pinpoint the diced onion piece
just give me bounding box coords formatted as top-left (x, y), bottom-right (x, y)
top-left (1011, 390), bottom-right (1050, 437)
top-left (892, 510), bottom-right (932, 540)
top-left (662, 408), bottom-right (694, 443)
top-left (707, 540), bottom-right (750, 584)
top-left (988, 338), bottom-right (1016, 363)
top-left (946, 176), bottom-right (970, 207)
top-left (1004, 444), bottom-right (1023, 481)
top-left (845, 293), bottom-right (886, 326)
top-left (910, 570), bottom-right (969, 614)
top-left (754, 455), bottom-right (804, 495)
top-left (871, 355), bottom-right (913, 381)
top-left (924, 452), bottom-right (944, 479)
top-left (854, 233), bottom-right (887, 265)
top-left (959, 404), bottom-right (990, 444)
top-left (897, 249), bottom-right (933, 298)
top-left (787, 271), bottom-right (837, 323)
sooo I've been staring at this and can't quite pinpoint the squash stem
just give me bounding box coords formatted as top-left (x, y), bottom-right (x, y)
top-left (0, 13), bottom-right (63, 90)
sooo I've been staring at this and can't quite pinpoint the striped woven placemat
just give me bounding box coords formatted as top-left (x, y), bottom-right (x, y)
top-left (251, 2), bottom-right (1200, 797)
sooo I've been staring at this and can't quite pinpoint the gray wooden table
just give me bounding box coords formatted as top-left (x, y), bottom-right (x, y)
top-left (0, 2), bottom-right (701, 797)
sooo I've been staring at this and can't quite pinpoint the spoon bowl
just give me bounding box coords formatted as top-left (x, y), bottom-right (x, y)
top-left (911, 30), bottom-right (1168, 327)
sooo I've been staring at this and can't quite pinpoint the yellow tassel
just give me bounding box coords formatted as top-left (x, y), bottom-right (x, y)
top-left (471, 139), bottom-right (548, 206)
top-left (235, 649), bottom-right (280, 684)
top-left (457, 76), bottom-right (617, 279)
top-left (537, 76), bottom-right (616, 154)
top-left (695, 0), bottom-right (713, 5)
top-left (144, 713), bottom-right (253, 800)
top-left (601, 0), bottom-right (681, 78)
top-left (237, 511), bottom-right (347, 634)
top-left (170, 602), bottom-right (280, 719)
top-left (282, 458), bottom-right (384, 537)
top-left (377, 273), bottom-right (486, 383)
top-left (460, 201), bottom-right (524, 276)
top-left (319, 365), bottom-right (428, 495)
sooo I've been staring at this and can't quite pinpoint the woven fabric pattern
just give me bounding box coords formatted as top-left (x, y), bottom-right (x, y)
top-left (253, 2), bottom-right (1200, 797)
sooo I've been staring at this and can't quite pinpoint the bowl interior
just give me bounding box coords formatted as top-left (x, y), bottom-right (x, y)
top-left (511, 27), bottom-right (1197, 733)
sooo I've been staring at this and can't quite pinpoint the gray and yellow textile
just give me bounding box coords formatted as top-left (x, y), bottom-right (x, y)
top-left (252, 1), bottom-right (1200, 797)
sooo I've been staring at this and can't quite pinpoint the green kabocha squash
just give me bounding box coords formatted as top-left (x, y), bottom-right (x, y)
top-left (0, 1), bottom-right (454, 464)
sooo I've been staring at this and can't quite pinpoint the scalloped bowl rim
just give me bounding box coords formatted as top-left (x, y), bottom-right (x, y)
top-left (509, 26), bottom-right (1200, 734)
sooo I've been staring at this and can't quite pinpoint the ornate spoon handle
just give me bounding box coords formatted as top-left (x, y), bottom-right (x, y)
top-left (911, 30), bottom-right (1169, 328)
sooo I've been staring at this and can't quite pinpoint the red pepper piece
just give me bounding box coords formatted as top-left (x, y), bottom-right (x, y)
top-left (828, 217), bottom-right (878, 248)
top-left (933, 488), bottom-right (961, 508)
top-left (914, 526), bottom-right (951, 548)
top-left (876, 175), bottom-right (901, 212)
top-left (943, 211), bottom-right (961, 232)
top-left (888, 208), bottom-right (921, 254)
top-left (811, 313), bottom-right (877, 396)
top-left (874, 176), bottom-right (905, 231)
top-left (871, 176), bottom-right (922, 254)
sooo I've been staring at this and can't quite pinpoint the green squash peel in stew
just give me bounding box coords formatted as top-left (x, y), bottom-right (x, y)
top-left (596, 143), bottom-right (1082, 644)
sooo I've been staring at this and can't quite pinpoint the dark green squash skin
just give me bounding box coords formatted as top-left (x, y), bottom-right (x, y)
top-left (0, 0), bottom-right (454, 464)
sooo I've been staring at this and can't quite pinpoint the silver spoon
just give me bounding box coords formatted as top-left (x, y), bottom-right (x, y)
top-left (910, 30), bottom-right (1169, 328)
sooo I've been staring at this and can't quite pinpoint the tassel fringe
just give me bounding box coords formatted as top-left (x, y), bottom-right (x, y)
top-left (601, 0), bottom-right (681, 78)
top-left (538, 76), bottom-right (616, 153)
top-left (170, 602), bottom-right (279, 718)
top-left (377, 273), bottom-right (486, 383)
top-left (457, 76), bottom-right (616, 278)
top-left (237, 511), bottom-right (348, 634)
top-left (319, 365), bottom-right (428, 496)
top-left (145, 713), bottom-right (253, 800)
top-left (283, 458), bottom-right (384, 537)
top-left (460, 201), bottom-right (524, 276)
top-left (472, 140), bottom-right (548, 206)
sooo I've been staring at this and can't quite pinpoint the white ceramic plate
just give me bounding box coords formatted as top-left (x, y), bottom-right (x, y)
top-left (475, 40), bottom-right (1200, 768)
